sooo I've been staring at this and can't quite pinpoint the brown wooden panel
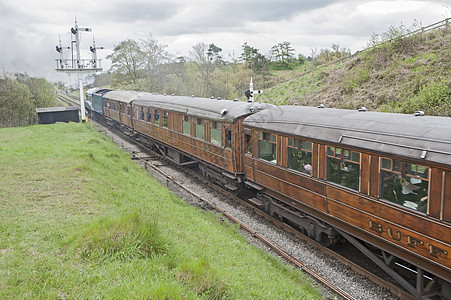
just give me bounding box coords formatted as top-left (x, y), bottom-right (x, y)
top-left (254, 159), bottom-right (324, 195)
top-left (325, 185), bottom-right (450, 241)
top-left (327, 200), bottom-right (451, 272)
top-left (429, 168), bottom-right (443, 219)
top-left (369, 155), bottom-right (380, 198)
top-left (245, 165), bottom-right (254, 181)
top-left (135, 121), bottom-right (233, 171)
top-left (444, 171), bottom-right (451, 223)
top-left (254, 166), bottom-right (326, 212)
top-left (235, 121), bottom-right (243, 173)
top-left (319, 144), bottom-right (326, 180)
top-left (360, 153), bottom-right (370, 195)
top-left (312, 143), bottom-right (319, 178)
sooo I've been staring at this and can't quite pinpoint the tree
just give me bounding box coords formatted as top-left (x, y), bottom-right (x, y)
top-left (190, 42), bottom-right (215, 97)
top-left (140, 34), bottom-right (172, 92)
top-left (141, 34), bottom-right (170, 71)
top-left (0, 76), bottom-right (34, 127)
top-left (106, 39), bottom-right (146, 86)
top-left (240, 42), bottom-right (268, 74)
top-left (271, 41), bottom-right (295, 64)
top-left (207, 43), bottom-right (223, 64)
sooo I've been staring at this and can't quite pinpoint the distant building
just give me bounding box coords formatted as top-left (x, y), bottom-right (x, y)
top-left (36, 107), bottom-right (79, 124)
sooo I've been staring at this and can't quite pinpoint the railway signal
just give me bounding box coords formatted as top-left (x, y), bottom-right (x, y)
top-left (246, 77), bottom-right (263, 102)
top-left (55, 18), bottom-right (103, 123)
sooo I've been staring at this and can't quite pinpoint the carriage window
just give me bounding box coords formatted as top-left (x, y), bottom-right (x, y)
top-left (225, 129), bottom-right (232, 148)
top-left (183, 116), bottom-right (191, 135)
top-left (147, 109), bottom-right (151, 122)
top-left (195, 118), bottom-right (205, 139)
top-left (162, 111), bottom-right (169, 128)
top-left (210, 122), bottom-right (222, 146)
top-left (258, 132), bottom-right (277, 163)
top-left (140, 108), bottom-right (144, 120)
top-left (136, 108), bottom-right (139, 119)
top-left (127, 106), bottom-right (131, 116)
top-left (245, 134), bottom-right (252, 154)
top-left (380, 158), bottom-right (428, 213)
top-left (154, 109), bottom-right (159, 125)
top-left (288, 138), bottom-right (312, 175)
top-left (327, 147), bottom-right (360, 190)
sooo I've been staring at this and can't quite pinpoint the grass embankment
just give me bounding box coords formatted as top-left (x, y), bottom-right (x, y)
top-left (258, 26), bottom-right (451, 116)
top-left (0, 123), bottom-right (321, 299)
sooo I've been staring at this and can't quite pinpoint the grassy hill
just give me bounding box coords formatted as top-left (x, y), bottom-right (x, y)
top-left (0, 123), bottom-right (321, 299)
top-left (257, 23), bottom-right (451, 117)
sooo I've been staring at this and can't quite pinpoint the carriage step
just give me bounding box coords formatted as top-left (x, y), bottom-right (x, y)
top-left (225, 184), bottom-right (238, 191)
top-left (248, 197), bottom-right (264, 208)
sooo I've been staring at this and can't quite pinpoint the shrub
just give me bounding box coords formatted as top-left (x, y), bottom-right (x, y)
top-left (74, 211), bottom-right (169, 262)
top-left (408, 78), bottom-right (451, 113)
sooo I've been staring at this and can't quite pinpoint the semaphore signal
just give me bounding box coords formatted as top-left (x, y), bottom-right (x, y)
top-left (55, 17), bottom-right (103, 122)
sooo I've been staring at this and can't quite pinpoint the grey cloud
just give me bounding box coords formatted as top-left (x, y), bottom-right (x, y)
top-left (100, 0), bottom-right (184, 23)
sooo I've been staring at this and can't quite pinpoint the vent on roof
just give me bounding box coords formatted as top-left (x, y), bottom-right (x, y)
top-left (221, 108), bottom-right (228, 115)
top-left (191, 95), bottom-right (195, 98)
top-left (217, 97), bottom-right (221, 100)
top-left (233, 98), bottom-right (238, 102)
top-left (358, 107), bottom-right (366, 112)
top-left (414, 111), bottom-right (425, 116)
top-left (210, 96), bottom-right (214, 99)
top-left (317, 104), bottom-right (325, 108)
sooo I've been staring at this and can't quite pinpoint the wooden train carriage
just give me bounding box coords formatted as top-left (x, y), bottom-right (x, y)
top-left (243, 106), bottom-right (451, 296)
top-left (103, 90), bottom-right (142, 127)
top-left (131, 94), bottom-right (273, 189)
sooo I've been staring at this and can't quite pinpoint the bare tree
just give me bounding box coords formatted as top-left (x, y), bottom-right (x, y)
top-left (190, 42), bottom-right (215, 97)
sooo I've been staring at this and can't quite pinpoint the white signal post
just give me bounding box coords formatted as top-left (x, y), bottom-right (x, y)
top-left (55, 18), bottom-right (103, 123)
top-left (248, 77), bottom-right (263, 102)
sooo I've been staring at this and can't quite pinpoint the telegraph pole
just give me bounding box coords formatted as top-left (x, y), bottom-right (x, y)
top-left (55, 18), bottom-right (103, 122)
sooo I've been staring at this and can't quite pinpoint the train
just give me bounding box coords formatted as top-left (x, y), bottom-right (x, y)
top-left (86, 87), bottom-right (451, 299)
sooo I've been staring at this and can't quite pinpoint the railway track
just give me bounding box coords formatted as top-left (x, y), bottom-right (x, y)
top-left (93, 119), bottom-right (412, 300)
top-left (57, 92), bottom-right (81, 107)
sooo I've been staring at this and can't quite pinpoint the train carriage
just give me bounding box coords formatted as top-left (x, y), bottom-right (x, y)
top-left (87, 88), bottom-right (111, 118)
top-left (130, 94), bottom-right (273, 190)
top-left (102, 90), bottom-right (142, 128)
top-left (243, 105), bottom-right (451, 297)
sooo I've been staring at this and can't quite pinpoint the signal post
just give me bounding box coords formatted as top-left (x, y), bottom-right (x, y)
top-left (55, 18), bottom-right (103, 122)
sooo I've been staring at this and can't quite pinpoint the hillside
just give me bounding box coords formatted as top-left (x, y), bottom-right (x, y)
top-left (258, 23), bottom-right (451, 117)
top-left (0, 123), bottom-right (321, 299)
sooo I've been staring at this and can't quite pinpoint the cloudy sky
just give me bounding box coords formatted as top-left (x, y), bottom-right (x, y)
top-left (0, 0), bottom-right (449, 84)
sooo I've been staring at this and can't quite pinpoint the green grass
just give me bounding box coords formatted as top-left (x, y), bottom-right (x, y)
top-left (0, 123), bottom-right (322, 299)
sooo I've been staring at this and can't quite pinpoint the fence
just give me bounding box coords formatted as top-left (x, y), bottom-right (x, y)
top-left (291, 17), bottom-right (450, 80)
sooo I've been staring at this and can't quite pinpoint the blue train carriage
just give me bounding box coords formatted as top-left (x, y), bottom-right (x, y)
top-left (131, 93), bottom-right (273, 190)
top-left (242, 105), bottom-right (451, 297)
top-left (85, 87), bottom-right (100, 115)
top-left (86, 88), bottom-right (111, 119)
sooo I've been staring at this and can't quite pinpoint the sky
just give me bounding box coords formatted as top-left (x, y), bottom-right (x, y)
top-left (0, 0), bottom-right (449, 84)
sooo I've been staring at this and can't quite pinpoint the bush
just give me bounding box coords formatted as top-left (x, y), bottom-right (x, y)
top-left (74, 211), bottom-right (169, 262)
top-left (407, 78), bottom-right (451, 113)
